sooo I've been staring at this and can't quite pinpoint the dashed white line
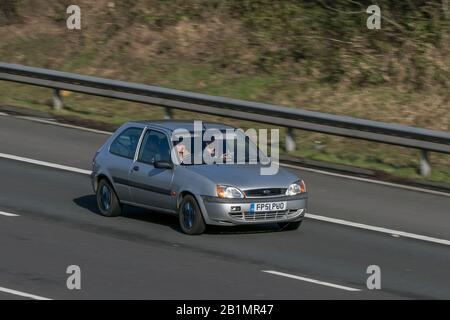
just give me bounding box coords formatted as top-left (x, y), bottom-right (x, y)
top-left (305, 213), bottom-right (450, 246)
top-left (262, 270), bottom-right (361, 292)
top-left (0, 211), bottom-right (19, 217)
top-left (1, 151), bottom-right (449, 247)
top-left (0, 152), bottom-right (91, 175)
top-left (0, 286), bottom-right (52, 300)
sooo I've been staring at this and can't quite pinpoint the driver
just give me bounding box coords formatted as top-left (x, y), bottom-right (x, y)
top-left (174, 137), bottom-right (190, 164)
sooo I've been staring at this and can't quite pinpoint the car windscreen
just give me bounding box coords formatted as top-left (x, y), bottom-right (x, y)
top-left (171, 130), bottom-right (269, 165)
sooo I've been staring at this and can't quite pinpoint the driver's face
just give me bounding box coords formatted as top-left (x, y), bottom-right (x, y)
top-left (175, 142), bottom-right (188, 159)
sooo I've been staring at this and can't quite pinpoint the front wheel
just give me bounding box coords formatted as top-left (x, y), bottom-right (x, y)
top-left (96, 179), bottom-right (122, 217)
top-left (278, 220), bottom-right (302, 231)
top-left (179, 195), bottom-right (206, 235)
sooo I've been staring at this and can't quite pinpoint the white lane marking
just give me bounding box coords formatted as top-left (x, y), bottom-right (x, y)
top-left (280, 163), bottom-right (450, 198)
top-left (1, 151), bottom-right (449, 247)
top-left (262, 270), bottom-right (361, 292)
top-left (0, 286), bottom-right (52, 300)
top-left (0, 152), bottom-right (91, 175)
top-left (306, 213), bottom-right (450, 246)
top-left (281, 163), bottom-right (450, 197)
top-left (0, 112), bottom-right (7, 116)
top-left (16, 116), bottom-right (112, 135)
top-left (0, 211), bottom-right (19, 217)
top-left (9, 114), bottom-right (450, 197)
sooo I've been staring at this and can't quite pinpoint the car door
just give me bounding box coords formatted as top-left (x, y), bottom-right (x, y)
top-left (107, 126), bottom-right (144, 202)
top-left (129, 128), bottom-right (176, 211)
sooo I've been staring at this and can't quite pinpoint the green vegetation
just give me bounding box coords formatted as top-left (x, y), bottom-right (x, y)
top-left (0, 0), bottom-right (449, 183)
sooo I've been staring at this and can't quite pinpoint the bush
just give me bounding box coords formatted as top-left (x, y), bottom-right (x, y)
top-left (0, 0), bottom-right (19, 18)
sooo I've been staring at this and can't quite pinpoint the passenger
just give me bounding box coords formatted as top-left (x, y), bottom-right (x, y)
top-left (204, 136), bottom-right (216, 157)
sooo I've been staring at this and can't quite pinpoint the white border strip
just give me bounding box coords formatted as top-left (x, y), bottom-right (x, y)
top-left (306, 213), bottom-right (450, 246)
top-left (0, 211), bottom-right (19, 217)
top-left (262, 270), bottom-right (361, 292)
top-left (0, 286), bottom-right (52, 300)
top-left (0, 152), bottom-right (91, 175)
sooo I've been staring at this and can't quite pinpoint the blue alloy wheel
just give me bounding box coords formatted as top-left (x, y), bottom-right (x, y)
top-left (101, 184), bottom-right (111, 211)
top-left (183, 201), bottom-right (194, 229)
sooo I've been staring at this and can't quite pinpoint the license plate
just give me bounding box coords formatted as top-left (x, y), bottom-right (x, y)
top-left (249, 201), bottom-right (287, 213)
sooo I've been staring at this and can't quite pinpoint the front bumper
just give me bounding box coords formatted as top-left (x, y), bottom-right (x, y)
top-left (198, 193), bottom-right (307, 226)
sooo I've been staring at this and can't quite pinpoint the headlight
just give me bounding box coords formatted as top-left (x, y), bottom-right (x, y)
top-left (217, 185), bottom-right (245, 199)
top-left (285, 180), bottom-right (306, 196)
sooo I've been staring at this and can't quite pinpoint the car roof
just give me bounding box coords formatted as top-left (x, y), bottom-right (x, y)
top-left (129, 120), bottom-right (235, 132)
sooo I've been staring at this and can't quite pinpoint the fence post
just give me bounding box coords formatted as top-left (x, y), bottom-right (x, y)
top-left (52, 89), bottom-right (63, 111)
top-left (419, 149), bottom-right (431, 176)
top-left (164, 107), bottom-right (173, 119)
top-left (285, 128), bottom-right (296, 152)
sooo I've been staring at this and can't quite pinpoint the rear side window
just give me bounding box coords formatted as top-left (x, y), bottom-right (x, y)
top-left (109, 127), bottom-right (143, 159)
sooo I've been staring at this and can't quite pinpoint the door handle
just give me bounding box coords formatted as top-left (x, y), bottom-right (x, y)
top-left (133, 165), bottom-right (140, 171)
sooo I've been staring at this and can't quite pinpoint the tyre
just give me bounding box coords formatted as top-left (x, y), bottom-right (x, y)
top-left (278, 220), bottom-right (302, 231)
top-left (96, 179), bottom-right (122, 217)
top-left (179, 195), bottom-right (206, 235)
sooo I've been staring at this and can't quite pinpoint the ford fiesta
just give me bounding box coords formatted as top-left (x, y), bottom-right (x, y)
top-left (91, 120), bottom-right (307, 235)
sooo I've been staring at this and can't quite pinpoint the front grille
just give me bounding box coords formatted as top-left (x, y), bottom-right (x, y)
top-left (244, 188), bottom-right (286, 198)
top-left (229, 209), bottom-right (301, 221)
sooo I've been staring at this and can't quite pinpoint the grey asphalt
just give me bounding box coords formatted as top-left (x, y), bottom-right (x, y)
top-left (0, 114), bottom-right (449, 299)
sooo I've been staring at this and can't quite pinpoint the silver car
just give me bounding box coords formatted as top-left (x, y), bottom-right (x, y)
top-left (91, 120), bottom-right (307, 235)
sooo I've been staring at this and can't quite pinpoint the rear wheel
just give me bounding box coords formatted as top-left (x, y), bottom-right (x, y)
top-left (278, 220), bottom-right (302, 231)
top-left (96, 179), bottom-right (122, 217)
top-left (179, 195), bottom-right (205, 235)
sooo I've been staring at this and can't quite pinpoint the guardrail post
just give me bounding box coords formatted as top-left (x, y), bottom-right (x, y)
top-left (419, 150), bottom-right (431, 176)
top-left (164, 107), bottom-right (173, 119)
top-left (285, 128), bottom-right (296, 152)
top-left (52, 89), bottom-right (63, 111)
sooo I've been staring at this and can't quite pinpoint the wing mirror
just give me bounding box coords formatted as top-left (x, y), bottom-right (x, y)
top-left (154, 160), bottom-right (174, 169)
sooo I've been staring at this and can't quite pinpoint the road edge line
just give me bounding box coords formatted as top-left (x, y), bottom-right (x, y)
top-left (0, 211), bottom-right (19, 217)
top-left (306, 213), bottom-right (450, 246)
top-left (0, 286), bottom-right (52, 300)
top-left (262, 270), bottom-right (361, 292)
top-left (0, 152), bottom-right (91, 175)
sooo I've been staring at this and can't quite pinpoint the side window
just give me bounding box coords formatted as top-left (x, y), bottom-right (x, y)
top-left (138, 130), bottom-right (171, 164)
top-left (110, 127), bottom-right (143, 159)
